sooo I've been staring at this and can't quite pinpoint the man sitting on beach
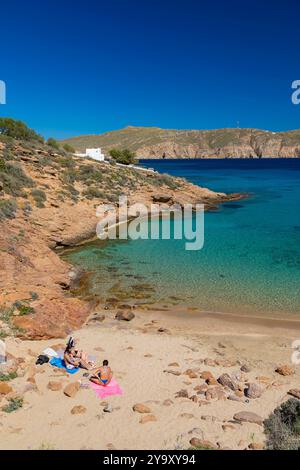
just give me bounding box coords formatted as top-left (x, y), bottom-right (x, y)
top-left (90, 360), bottom-right (113, 386)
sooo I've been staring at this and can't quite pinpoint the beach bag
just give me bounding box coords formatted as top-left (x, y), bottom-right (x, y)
top-left (36, 354), bottom-right (50, 365)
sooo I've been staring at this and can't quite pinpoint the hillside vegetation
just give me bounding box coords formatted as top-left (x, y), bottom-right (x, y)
top-left (62, 126), bottom-right (300, 159)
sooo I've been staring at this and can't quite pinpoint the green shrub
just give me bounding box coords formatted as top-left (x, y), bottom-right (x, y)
top-left (0, 161), bottom-right (34, 196)
top-left (264, 398), bottom-right (300, 450)
top-left (0, 199), bottom-right (17, 220)
top-left (31, 188), bottom-right (46, 208)
top-left (2, 397), bottom-right (23, 413)
top-left (0, 371), bottom-right (18, 382)
top-left (62, 143), bottom-right (75, 153)
top-left (83, 186), bottom-right (105, 200)
top-left (109, 148), bottom-right (137, 165)
top-left (0, 118), bottom-right (43, 142)
top-left (47, 138), bottom-right (60, 150)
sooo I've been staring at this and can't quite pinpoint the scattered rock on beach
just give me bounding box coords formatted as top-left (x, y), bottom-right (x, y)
top-left (103, 404), bottom-right (113, 413)
top-left (90, 314), bottom-right (105, 323)
top-left (288, 389), bottom-right (300, 399)
top-left (157, 327), bottom-right (171, 334)
top-left (0, 382), bottom-right (13, 395)
top-left (218, 373), bottom-right (239, 391)
top-left (115, 311), bottom-right (135, 321)
top-left (200, 371), bottom-right (214, 381)
top-left (175, 389), bottom-right (189, 399)
top-left (275, 365), bottom-right (295, 376)
top-left (168, 362), bottom-right (179, 367)
top-left (240, 364), bottom-right (251, 373)
top-left (71, 405), bottom-right (86, 415)
top-left (189, 438), bottom-right (217, 450)
top-left (245, 383), bottom-right (263, 399)
top-left (248, 442), bottom-right (264, 450)
top-left (63, 382), bottom-right (80, 398)
top-left (163, 369), bottom-right (181, 376)
top-left (233, 411), bottom-right (263, 426)
top-left (163, 399), bottom-right (174, 406)
top-left (195, 384), bottom-right (208, 395)
top-left (133, 403), bottom-right (151, 414)
top-left (47, 381), bottom-right (62, 391)
top-left (206, 386), bottom-right (226, 401)
top-left (139, 414), bottom-right (157, 424)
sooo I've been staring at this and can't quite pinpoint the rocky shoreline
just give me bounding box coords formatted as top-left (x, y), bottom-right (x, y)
top-left (0, 136), bottom-right (245, 340)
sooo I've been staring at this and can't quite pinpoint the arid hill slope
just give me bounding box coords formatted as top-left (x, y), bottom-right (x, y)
top-left (62, 126), bottom-right (300, 159)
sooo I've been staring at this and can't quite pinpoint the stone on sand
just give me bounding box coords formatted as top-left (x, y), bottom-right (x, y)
top-left (189, 438), bottom-right (217, 450)
top-left (288, 389), bottom-right (300, 399)
top-left (233, 411), bottom-right (263, 426)
top-left (139, 414), bottom-right (157, 424)
top-left (115, 311), bottom-right (135, 321)
top-left (133, 403), bottom-right (151, 414)
top-left (0, 382), bottom-right (13, 395)
top-left (63, 382), bottom-right (80, 398)
top-left (47, 381), bottom-right (62, 391)
top-left (275, 365), bottom-right (295, 376)
top-left (245, 383), bottom-right (263, 399)
top-left (218, 373), bottom-right (239, 391)
top-left (71, 405), bottom-right (86, 415)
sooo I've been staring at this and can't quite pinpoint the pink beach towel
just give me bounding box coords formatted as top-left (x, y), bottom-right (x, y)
top-left (90, 378), bottom-right (123, 399)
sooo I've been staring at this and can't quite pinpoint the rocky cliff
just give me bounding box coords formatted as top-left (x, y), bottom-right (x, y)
top-left (63, 126), bottom-right (300, 159)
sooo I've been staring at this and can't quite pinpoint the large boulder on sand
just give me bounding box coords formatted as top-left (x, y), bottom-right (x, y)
top-left (233, 411), bottom-right (263, 426)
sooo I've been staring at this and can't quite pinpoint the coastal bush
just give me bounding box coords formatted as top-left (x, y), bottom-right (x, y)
top-left (14, 303), bottom-right (35, 316)
top-left (0, 371), bottom-right (18, 382)
top-left (83, 186), bottom-right (105, 200)
top-left (64, 184), bottom-right (79, 202)
top-left (0, 118), bottom-right (44, 143)
top-left (61, 168), bottom-right (77, 185)
top-left (0, 161), bottom-right (35, 196)
top-left (62, 143), bottom-right (75, 153)
top-left (31, 188), bottom-right (47, 208)
top-left (264, 398), bottom-right (300, 450)
top-left (22, 201), bottom-right (32, 216)
top-left (109, 148), bottom-right (137, 165)
top-left (2, 397), bottom-right (23, 413)
top-left (0, 199), bottom-right (17, 220)
top-left (47, 137), bottom-right (60, 150)
top-left (77, 165), bottom-right (103, 183)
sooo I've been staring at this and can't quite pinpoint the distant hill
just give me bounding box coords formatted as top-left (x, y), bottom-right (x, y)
top-left (62, 126), bottom-right (300, 159)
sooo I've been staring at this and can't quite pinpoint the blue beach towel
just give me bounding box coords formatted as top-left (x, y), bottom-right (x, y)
top-left (50, 357), bottom-right (79, 374)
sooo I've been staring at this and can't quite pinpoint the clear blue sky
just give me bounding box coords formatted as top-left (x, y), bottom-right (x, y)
top-left (1, 0), bottom-right (299, 138)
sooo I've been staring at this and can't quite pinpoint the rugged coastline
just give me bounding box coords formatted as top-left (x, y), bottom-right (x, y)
top-left (0, 134), bottom-right (244, 340)
top-left (63, 126), bottom-right (300, 159)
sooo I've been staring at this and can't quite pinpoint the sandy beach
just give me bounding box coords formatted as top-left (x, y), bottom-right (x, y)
top-left (1, 307), bottom-right (299, 450)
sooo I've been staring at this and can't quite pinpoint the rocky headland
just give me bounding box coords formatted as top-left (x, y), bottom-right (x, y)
top-left (63, 126), bottom-right (300, 159)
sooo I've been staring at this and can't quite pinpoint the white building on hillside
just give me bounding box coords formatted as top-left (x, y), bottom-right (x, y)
top-left (75, 147), bottom-right (105, 162)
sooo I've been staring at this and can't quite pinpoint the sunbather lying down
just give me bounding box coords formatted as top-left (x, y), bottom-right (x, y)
top-left (64, 337), bottom-right (95, 370)
top-left (90, 360), bottom-right (113, 386)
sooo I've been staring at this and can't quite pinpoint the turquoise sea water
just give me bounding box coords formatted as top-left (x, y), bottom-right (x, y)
top-left (64, 159), bottom-right (300, 318)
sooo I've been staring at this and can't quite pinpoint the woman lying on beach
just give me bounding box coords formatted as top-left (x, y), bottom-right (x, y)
top-left (90, 360), bottom-right (113, 386)
top-left (64, 337), bottom-right (94, 370)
